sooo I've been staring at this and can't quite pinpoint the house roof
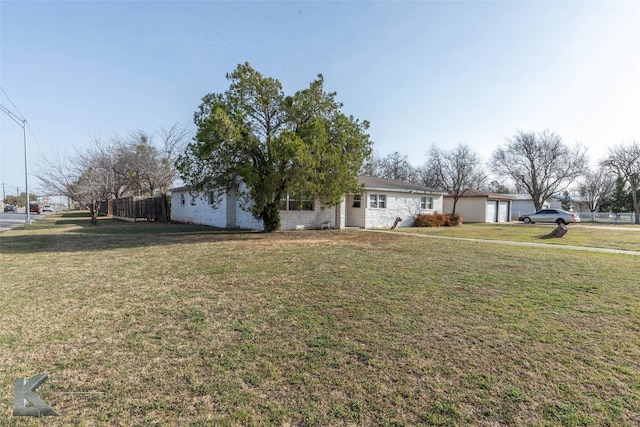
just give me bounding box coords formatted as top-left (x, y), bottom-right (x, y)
top-left (550, 194), bottom-right (589, 203)
top-left (358, 176), bottom-right (447, 195)
top-left (172, 177), bottom-right (447, 196)
top-left (447, 189), bottom-right (514, 200)
top-left (505, 193), bottom-right (538, 201)
top-left (170, 185), bottom-right (191, 192)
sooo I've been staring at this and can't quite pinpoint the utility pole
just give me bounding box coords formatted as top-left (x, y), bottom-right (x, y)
top-left (1, 104), bottom-right (30, 223)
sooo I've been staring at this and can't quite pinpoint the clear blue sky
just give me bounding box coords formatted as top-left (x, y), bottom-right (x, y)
top-left (1, 1), bottom-right (639, 197)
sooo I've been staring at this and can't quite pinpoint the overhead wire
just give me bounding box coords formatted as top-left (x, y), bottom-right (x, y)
top-left (0, 86), bottom-right (48, 159)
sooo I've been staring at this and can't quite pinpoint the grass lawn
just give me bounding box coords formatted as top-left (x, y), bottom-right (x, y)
top-left (1, 213), bottom-right (639, 426)
top-left (392, 222), bottom-right (640, 252)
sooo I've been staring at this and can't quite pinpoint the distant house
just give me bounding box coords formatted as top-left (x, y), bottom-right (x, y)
top-left (443, 190), bottom-right (513, 223)
top-left (170, 176), bottom-right (446, 230)
top-left (549, 194), bottom-right (591, 213)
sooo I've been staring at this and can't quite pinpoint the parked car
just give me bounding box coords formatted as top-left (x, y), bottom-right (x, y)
top-left (518, 209), bottom-right (580, 224)
top-left (43, 205), bottom-right (53, 212)
top-left (3, 204), bottom-right (17, 213)
top-left (29, 203), bottom-right (41, 214)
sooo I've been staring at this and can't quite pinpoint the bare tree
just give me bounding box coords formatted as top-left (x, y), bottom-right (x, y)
top-left (491, 130), bottom-right (587, 211)
top-left (415, 164), bottom-right (439, 189)
top-left (487, 180), bottom-right (513, 194)
top-left (426, 144), bottom-right (487, 215)
top-left (379, 151), bottom-right (418, 182)
top-left (360, 151), bottom-right (382, 177)
top-left (577, 167), bottom-right (615, 213)
top-left (362, 151), bottom-right (418, 183)
top-left (39, 138), bottom-right (116, 225)
top-left (108, 124), bottom-right (190, 198)
top-left (601, 141), bottom-right (640, 223)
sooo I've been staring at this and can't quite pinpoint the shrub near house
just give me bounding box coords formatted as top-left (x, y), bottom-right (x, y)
top-left (414, 212), bottom-right (463, 227)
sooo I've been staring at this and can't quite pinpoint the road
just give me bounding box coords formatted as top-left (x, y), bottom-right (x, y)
top-left (0, 210), bottom-right (50, 233)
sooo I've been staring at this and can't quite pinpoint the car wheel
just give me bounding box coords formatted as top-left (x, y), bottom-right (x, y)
top-left (556, 218), bottom-right (565, 225)
top-left (523, 217), bottom-right (531, 224)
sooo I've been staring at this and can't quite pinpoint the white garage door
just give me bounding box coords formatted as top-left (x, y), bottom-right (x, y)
top-left (498, 201), bottom-right (509, 222)
top-left (485, 201), bottom-right (497, 223)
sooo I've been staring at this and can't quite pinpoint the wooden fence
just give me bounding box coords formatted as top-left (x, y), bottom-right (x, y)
top-left (100, 196), bottom-right (169, 222)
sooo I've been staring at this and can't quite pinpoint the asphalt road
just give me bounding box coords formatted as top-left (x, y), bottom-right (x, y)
top-left (0, 211), bottom-right (50, 233)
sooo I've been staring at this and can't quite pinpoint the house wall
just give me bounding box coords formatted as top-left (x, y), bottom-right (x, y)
top-left (444, 197), bottom-right (487, 222)
top-left (361, 191), bottom-right (443, 228)
top-left (345, 195), bottom-right (366, 227)
top-left (171, 189), bottom-right (337, 230)
top-left (170, 190), bottom-right (228, 228)
top-left (172, 187), bottom-right (444, 230)
top-left (279, 204), bottom-right (336, 230)
top-left (231, 201), bottom-right (263, 230)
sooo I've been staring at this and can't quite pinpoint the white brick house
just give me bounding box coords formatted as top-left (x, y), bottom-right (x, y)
top-left (170, 176), bottom-right (445, 230)
top-left (345, 177), bottom-right (446, 228)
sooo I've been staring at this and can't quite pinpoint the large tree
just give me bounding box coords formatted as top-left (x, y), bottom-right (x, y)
top-left (601, 141), bottom-right (640, 223)
top-left (425, 144), bottom-right (487, 215)
top-left (577, 167), bottom-right (614, 213)
top-left (491, 130), bottom-right (587, 211)
top-left (176, 63), bottom-right (372, 232)
top-left (116, 125), bottom-right (189, 199)
top-left (363, 151), bottom-right (419, 183)
top-left (114, 125), bottom-right (189, 221)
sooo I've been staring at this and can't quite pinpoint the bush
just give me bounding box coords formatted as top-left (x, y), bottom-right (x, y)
top-left (413, 213), bottom-right (444, 227)
top-left (445, 213), bottom-right (463, 226)
top-left (413, 212), bottom-right (463, 227)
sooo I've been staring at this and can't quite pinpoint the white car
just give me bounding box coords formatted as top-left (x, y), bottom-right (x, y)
top-left (518, 209), bottom-right (580, 225)
top-left (43, 205), bottom-right (53, 212)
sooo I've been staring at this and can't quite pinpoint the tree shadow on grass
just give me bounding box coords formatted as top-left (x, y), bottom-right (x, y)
top-left (0, 214), bottom-right (264, 254)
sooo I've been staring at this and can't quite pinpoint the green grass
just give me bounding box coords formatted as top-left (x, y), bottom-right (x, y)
top-left (392, 222), bottom-right (640, 252)
top-left (1, 213), bottom-right (639, 425)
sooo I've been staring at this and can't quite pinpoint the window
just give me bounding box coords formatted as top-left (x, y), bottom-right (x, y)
top-left (181, 194), bottom-right (185, 205)
top-left (421, 196), bottom-right (433, 210)
top-left (207, 191), bottom-right (216, 206)
top-left (369, 194), bottom-right (386, 209)
top-left (278, 193), bottom-right (314, 211)
top-left (352, 194), bottom-right (361, 208)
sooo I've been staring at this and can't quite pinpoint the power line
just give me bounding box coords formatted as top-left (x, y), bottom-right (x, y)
top-left (0, 86), bottom-right (25, 120)
top-left (0, 87), bottom-right (47, 159)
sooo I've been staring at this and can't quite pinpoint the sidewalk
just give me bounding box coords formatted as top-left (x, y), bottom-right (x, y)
top-left (363, 229), bottom-right (640, 256)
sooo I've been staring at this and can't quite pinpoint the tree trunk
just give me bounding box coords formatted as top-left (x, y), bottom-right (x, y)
top-left (161, 193), bottom-right (170, 223)
top-left (90, 205), bottom-right (99, 226)
top-left (261, 203), bottom-right (281, 232)
top-left (540, 223), bottom-right (567, 239)
top-left (631, 185), bottom-right (640, 224)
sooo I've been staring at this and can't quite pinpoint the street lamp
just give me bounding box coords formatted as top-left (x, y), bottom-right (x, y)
top-left (0, 104), bottom-right (31, 224)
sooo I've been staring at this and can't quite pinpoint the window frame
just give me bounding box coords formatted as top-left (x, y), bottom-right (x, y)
top-left (278, 193), bottom-right (314, 211)
top-left (352, 194), bottom-right (362, 208)
top-left (369, 194), bottom-right (386, 209)
top-left (207, 191), bottom-right (216, 206)
top-left (420, 196), bottom-right (433, 210)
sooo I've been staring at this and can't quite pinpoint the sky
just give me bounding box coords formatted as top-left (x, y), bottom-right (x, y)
top-left (1, 1), bottom-right (639, 198)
